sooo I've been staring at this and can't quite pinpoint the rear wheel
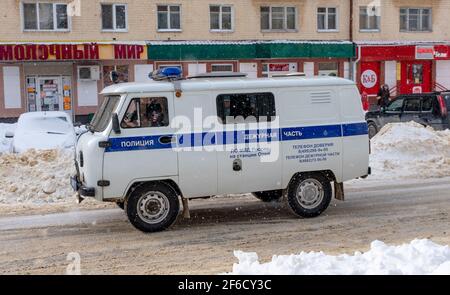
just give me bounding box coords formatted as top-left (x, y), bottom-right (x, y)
top-left (126, 182), bottom-right (180, 232)
top-left (252, 190), bottom-right (283, 202)
top-left (368, 122), bottom-right (378, 139)
top-left (287, 173), bottom-right (332, 218)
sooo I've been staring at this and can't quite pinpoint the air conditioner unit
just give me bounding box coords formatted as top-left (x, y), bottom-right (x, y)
top-left (78, 66), bottom-right (100, 81)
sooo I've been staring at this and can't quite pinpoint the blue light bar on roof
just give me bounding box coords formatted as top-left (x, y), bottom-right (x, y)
top-left (149, 67), bottom-right (183, 81)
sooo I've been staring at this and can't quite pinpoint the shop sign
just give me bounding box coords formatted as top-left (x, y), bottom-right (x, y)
top-left (415, 46), bottom-right (434, 60)
top-left (361, 69), bottom-right (378, 89)
top-left (0, 44), bottom-right (146, 61)
top-left (269, 64), bottom-right (290, 71)
top-left (416, 45), bottom-right (449, 60)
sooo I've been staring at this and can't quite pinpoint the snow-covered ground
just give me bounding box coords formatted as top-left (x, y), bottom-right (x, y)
top-left (229, 239), bottom-right (450, 275)
top-left (367, 121), bottom-right (450, 180)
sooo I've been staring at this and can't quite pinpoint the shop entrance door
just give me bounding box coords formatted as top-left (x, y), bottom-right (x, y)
top-left (400, 61), bottom-right (432, 94)
top-left (37, 77), bottom-right (63, 112)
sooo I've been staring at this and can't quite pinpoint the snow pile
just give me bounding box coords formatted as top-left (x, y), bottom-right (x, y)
top-left (369, 121), bottom-right (450, 179)
top-left (0, 123), bottom-right (16, 154)
top-left (230, 239), bottom-right (450, 275)
top-left (0, 149), bottom-right (77, 205)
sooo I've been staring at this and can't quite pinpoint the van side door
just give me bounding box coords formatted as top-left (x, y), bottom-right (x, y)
top-left (174, 91), bottom-right (218, 198)
top-left (102, 93), bottom-right (178, 200)
top-left (216, 92), bottom-right (282, 194)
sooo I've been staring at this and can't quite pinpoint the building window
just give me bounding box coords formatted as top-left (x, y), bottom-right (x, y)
top-left (157, 5), bottom-right (181, 31)
top-left (261, 6), bottom-right (297, 31)
top-left (317, 7), bottom-right (338, 31)
top-left (318, 62), bottom-right (339, 76)
top-left (211, 64), bottom-right (234, 72)
top-left (101, 4), bottom-right (127, 31)
top-left (400, 8), bottom-right (432, 32)
top-left (210, 5), bottom-right (233, 31)
top-left (22, 2), bottom-right (69, 31)
top-left (216, 93), bottom-right (276, 124)
top-left (103, 65), bottom-right (129, 87)
top-left (359, 6), bottom-right (380, 31)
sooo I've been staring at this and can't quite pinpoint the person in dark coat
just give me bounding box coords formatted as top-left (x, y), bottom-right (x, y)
top-left (377, 84), bottom-right (391, 107)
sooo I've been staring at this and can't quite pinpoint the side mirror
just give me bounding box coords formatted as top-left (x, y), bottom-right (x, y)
top-left (5, 131), bottom-right (14, 138)
top-left (112, 113), bottom-right (121, 134)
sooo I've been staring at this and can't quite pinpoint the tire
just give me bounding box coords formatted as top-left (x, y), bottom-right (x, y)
top-left (125, 182), bottom-right (180, 232)
top-left (252, 190), bottom-right (283, 202)
top-left (368, 122), bottom-right (378, 139)
top-left (116, 201), bottom-right (124, 210)
top-left (287, 173), bottom-right (332, 218)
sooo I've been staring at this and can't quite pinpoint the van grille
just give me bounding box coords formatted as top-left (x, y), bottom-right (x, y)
top-left (310, 92), bottom-right (332, 104)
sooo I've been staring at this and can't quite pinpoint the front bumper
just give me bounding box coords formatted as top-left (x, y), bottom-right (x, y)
top-left (70, 175), bottom-right (95, 197)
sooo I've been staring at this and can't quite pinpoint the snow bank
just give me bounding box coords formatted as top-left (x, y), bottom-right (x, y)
top-left (230, 239), bottom-right (450, 275)
top-left (369, 121), bottom-right (450, 179)
top-left (0, 123), bottom-right (16, 154)
top-left (0, 149), bottom-right (77, 205)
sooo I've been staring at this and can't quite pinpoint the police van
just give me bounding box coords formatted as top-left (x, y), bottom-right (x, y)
top-left (71, 68), bottom-right (370, 232)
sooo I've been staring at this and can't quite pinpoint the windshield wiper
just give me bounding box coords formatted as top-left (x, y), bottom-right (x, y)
top-left (47, 131), bottom-right (66, 135)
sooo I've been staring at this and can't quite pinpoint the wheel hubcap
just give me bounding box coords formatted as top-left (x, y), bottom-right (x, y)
top-left (296, 179), bottom-right (324, 209)
top-left (137, 191), bottom-right (170, 224)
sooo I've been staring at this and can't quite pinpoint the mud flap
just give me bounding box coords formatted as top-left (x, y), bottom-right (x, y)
top-left (334, 182), bottom-right (345, 201)
top-left (182, 198), bottom-right (190, 219)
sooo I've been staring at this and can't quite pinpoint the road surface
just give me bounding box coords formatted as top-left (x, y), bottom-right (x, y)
top-left (0, 178), bottom-right (449, 274)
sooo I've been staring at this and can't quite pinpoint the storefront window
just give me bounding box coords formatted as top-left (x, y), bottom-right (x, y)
top-left (103, 65), bottom-right (129, 87)
top-left (318, 62), bottom-right (339, 76)
top-left (262, 63), bottom-right (296, 77)
top-left (408, 64), bottom-right (423, 84)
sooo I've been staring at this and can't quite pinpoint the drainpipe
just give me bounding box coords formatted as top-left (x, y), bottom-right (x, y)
top-left (353, 45), bottom-right (361, 82)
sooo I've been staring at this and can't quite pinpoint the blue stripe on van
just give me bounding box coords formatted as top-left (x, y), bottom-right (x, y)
top-left (342, 122), bottom-right (369, 137)
top-left (105, 122), bottom-right (368, 153)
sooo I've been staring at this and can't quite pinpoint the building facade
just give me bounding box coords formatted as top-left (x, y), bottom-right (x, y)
top-left (353, 0), bottom-right (450, 102)
top-left (0, 0), bottom-right (449, 121)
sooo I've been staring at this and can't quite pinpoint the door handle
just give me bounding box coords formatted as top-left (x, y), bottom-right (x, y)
top-left (159, 135), bottom-right (176, 144)
top-left (233, 159), bottom-right (242, 171)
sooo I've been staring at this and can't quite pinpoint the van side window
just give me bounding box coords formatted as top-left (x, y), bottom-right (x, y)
top-left (216, 92), bottom-right (276, 124)
top-left (121, 97), bottom-right (169, 128)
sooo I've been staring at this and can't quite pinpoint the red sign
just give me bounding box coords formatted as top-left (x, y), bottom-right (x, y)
top-left (359, 61), bottom-right (380, 95)
top-left (114, 45), bottom-right (145, 60)
top-left (269, 64), bottom-right (289, 72)
top-left (0, 44), bottom-right (145, 61)
top-left (0, 44), bottom-right (99, 61)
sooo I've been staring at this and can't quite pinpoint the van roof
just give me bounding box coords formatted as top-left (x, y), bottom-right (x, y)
top-left (100, 76), bottom-right (355, 95)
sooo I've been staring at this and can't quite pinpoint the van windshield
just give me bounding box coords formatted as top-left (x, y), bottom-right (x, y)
top-left (90, 95), bottom-right (121, 132)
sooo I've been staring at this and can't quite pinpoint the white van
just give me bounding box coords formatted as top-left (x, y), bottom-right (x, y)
top-left (71, 70), bottom-right (370, 232)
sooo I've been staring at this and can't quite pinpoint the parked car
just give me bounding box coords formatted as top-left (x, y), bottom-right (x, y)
top-left (5, 111), bottom-right (76, 153)
top-left (365, 92), bottom-right (450, 138)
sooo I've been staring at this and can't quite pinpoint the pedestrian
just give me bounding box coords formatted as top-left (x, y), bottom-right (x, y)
top-left (377, 84), bottom-right (391, 107)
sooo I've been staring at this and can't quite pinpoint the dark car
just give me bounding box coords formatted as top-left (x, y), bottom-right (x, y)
top-left (365, 92), bottom-right (450, 138)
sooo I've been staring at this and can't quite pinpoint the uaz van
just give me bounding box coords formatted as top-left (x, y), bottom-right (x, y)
top-left (71, 69), bottom-right (370, 232)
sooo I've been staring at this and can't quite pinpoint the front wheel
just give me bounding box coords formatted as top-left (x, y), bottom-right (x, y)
top-left (287, 173), bottom-right (332, 218)
top-left (126, 182), bottom-right (180, 232)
